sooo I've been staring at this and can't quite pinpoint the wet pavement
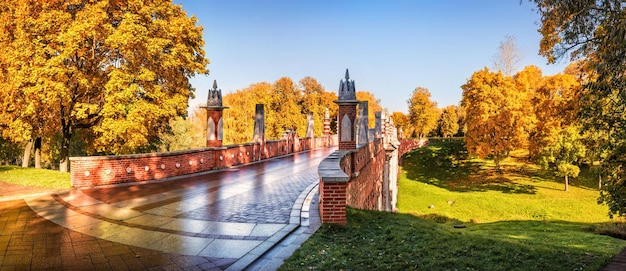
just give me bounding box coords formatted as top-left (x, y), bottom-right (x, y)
top-left (0, 147), bottom-right (334, 270)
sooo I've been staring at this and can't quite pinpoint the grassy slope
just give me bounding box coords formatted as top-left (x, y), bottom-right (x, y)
top-left (397, 141), bottom-right (610, 223)
top-left (280, 140), bottom-right (626, 270)
top-left (0, 165), bottom-right (71, 189)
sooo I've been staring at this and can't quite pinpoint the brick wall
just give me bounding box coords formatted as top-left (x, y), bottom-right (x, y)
top-left (70, 135), bottom-right (338, 188)
top-left (318, 138), bottom-right (426, 224)
top-left (398, 139), bottom-right (428, 157)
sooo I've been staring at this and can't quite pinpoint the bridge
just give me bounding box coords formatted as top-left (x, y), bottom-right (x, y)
top-left (0, 70), bottom-right (424, 270)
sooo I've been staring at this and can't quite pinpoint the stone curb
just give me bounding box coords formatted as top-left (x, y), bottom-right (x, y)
top-left (228, 180), bottom-right (320, 271)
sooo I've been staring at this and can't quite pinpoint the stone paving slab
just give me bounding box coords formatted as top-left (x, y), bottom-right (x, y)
top-left (2, 148), bottom-right (334, 270)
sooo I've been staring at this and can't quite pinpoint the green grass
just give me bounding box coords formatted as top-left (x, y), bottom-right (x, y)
top-left (0, 165), bottom-right (71, 189)
top-left (280, 208), bottom-right (622, 270)
top-left (280, 139), bottom-right (626, 270)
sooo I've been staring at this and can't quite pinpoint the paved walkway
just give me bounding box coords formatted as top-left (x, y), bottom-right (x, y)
top-left (0, 147), bottom-right (334, 270)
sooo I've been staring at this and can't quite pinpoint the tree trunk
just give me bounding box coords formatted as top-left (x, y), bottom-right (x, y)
top-left (598, 175), bottom-right (602, 190)
top-left (34, 137), bottom-right (41, 169)
top-left (565, 175), bottom-right (569, 192)
top-left (59, 123), bottom-right (71, 172)
top-left (494, 154), bottom-right (501, 172)
top-left (22, 140), bottom-right (32, 168)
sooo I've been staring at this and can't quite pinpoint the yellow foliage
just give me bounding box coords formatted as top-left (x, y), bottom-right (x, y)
top-left (407, 87), bottom-right (439, 138)
top-left (461, 68), bottom-right (525, 169)
top-left (222, 77), bottom-right (339, 145)
top-left (356, 91), bottom-right (383, 128)
top-left (0, 0), bottom-right (209, 168)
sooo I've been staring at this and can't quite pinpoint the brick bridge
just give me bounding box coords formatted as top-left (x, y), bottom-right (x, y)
top-left (70, 70), bottom-right (425, 225)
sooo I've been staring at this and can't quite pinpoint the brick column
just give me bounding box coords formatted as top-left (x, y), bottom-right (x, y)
top-left (319, 180), bottom-right (348, 224)
top-left (319, 69), bottom-right (360, 225)
top-left (323, 107), bottom-right (331, 137)
top-left (206, 110), bottom-right (225, 147)
top-left (202, 80), bottom-right (228, 148)
top-left (334, 69), bottom-right (359, 151)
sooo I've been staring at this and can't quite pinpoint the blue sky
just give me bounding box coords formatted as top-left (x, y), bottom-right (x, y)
top-left (180, 0), bottom-right (570, 114)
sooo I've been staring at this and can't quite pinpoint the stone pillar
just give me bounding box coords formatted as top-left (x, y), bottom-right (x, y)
top-left (356, 101), bottom-right (369, 146)
top-left (334, 69), bottom-right (359, 150)
top-left (398, 127), bottom-right (403, 139)
top-left (323, 108), bottom-right (331, 137)
top-left (375, 112), bottom-right (382, 139)
top-left (253, 104), bottom-right (265, 160)
top-left (202, 80), bottom-right (228, 147)
top-left (305, 112), bottom-right (314, 138)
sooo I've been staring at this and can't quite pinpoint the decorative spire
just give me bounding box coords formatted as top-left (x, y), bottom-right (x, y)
top-left (338, 68), bottom-right (357, 101)
top-left (206, 80), bottom-right (223, 107)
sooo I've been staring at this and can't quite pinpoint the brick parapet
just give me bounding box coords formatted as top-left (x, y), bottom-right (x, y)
top-left (318, 138), bottom-right (426, 224)
top-left (70, 136), bottom-right (336, 188)
top-left (398, 139), bottom-right (428, 157)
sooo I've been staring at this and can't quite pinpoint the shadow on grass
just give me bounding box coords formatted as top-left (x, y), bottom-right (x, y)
top-left (280, 208), bottom-right (624, 271)
top-left (0, 165), bottom-right (18, 172)
top-left (402, 140), bottom-right (538, 194)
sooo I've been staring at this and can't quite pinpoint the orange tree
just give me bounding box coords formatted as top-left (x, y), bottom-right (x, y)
top-left (461, 68), bottom-right (526, 170)
top-left (0, 0), bottom-right (208, 171)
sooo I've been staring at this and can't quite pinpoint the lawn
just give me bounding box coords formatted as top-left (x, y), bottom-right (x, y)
top-left (279, 139), bottom-right (626, 270)
top-left (0, 165), bottom-right (71, 190)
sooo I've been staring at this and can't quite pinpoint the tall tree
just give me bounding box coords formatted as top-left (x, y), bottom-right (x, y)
top-left (0, 0), bottom-right (208, 171)
top-left (532, 0), bottom-right (626, 216)
top-left (268, 77), bottom-right (304, 139)
top-left (223, 82), bottom-right (272, 144)
top-left (493, 35), bottom-right (523, 76)
top-left (390, 112), bottom-right (412, 138)
top-left (300, 77), bottom-right (338, 136)
top-left (461, 68), bottom-right (524, 170)
top-left (530, 73), bottom-right (581, 157)
top-left (407, 87), bottom-right (439, 138)
top-left (438, 105), bottom-right (459, 138)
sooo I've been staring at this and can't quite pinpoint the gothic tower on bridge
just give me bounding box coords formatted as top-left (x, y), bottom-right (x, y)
top-left (334, 69), bottom-right (359, 150)
top-left (202, 80), bottom-right (229, 147)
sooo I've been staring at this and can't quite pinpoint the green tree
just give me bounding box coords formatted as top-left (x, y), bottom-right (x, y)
top-left (0, 0), bottom-right (208, 171)
top-left (532, 0), bottom-right (626, 216)
top-left (407, 87), bottom-right (439, 138)
top-left (537, 126), bottom-right (586, 192)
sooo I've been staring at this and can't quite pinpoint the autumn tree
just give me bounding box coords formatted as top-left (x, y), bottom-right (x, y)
top-left (438, 106), bottom-right (459, 138)
top-left (222, 77), bottom-right (338, 145)
top-left (455, 105), bottom-right (466, 136)
top-left (532, 0), bottom-right (626, 215)
top-left (407, 87), bottom-right (439, 138)
top-left (356, 91), bottom-right (383, 128)
top-left (461, 68), bottom-right (525, 170)
top-left (530, 73), bottom-right (580, 157)
top-left (300, 77), bottom-right (338, 136)
top-left (223, 82), bottom-right (272, 144)
top-left (390, 112), bottom-right (412, 139)
top-left (493, 35), bottom-right (523, 76)
top-left (0, 0), bottom-right (208, 171)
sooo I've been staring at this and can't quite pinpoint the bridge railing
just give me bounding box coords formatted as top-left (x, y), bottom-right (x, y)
top-left (318, 138), bottom-right (426, 224)
top-left (70, 135), bottom-right (338, 188)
